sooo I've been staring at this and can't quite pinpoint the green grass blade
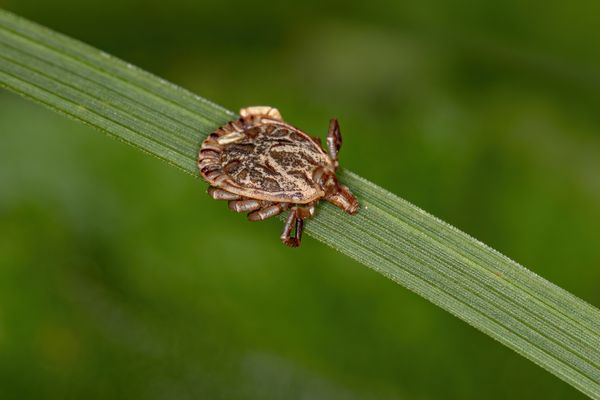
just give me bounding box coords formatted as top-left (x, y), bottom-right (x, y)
top-left (1, 9), bottom-right (599, 398)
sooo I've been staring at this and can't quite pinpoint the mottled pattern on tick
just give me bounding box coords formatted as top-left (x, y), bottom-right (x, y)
top-left (200, 118), bottom-right (334, 203)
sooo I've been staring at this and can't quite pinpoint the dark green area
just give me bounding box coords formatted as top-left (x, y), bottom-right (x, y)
top-left (1, 1), bottom-right (599, 399)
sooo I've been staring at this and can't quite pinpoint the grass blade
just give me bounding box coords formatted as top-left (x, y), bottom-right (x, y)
top-left (1, 9), bottom-right (599, 398)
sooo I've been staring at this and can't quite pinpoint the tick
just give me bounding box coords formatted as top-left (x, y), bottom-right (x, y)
top-left (198, 106), bottom-right (359, 247)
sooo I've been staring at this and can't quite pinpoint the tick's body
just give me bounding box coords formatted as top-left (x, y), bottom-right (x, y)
top-left (198, 106), bottom-right (358, 247)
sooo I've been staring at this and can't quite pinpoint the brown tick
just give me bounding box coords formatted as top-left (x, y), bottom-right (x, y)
top-left (198, 106), bottom-right (359, 247)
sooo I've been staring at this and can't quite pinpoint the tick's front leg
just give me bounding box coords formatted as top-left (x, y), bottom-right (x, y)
top-left (326, 118), bottom-right (342, 169)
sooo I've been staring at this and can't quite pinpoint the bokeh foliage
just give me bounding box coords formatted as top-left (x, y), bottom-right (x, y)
top-left (1, 1), bottom-right (599, 399)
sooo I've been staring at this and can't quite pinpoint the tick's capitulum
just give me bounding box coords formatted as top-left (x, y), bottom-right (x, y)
top-left (198, 106), bottom-right (359, 247)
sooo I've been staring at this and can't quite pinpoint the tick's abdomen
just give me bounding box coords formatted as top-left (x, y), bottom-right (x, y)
top-left (219, 123), bottom-right (331, 201)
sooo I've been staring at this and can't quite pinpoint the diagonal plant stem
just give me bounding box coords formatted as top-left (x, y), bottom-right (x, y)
top-left (0, 9), bottom-right (599, 399)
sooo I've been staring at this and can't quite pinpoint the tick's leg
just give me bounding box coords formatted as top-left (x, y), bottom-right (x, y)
top-left (293, 217), bottom-right (304, 247)
top-left (280, 207), bottom-right (302, 248)
top-left (208, 186), bottom-right (241, 201)
top-left (326, 118), bottom-right (342, 169)
top-left (313, 167), bottom-right (360, 215)
top-left (247, 202), bottom-right (289, 221)
top-left (312, 166), bottom-right (335, 189)
top-left (280, 204), bottom-right (315, 248)
top-left (297, 204), bottom-right (316, 220)
top-left (240, 106), bottom-right (283, 121)
top-left (310, 136), bottom-right (322, 147)
top-left (326, 183), bottom-right (359, 215)
top-left (228, 199), bottom-right (263, 213)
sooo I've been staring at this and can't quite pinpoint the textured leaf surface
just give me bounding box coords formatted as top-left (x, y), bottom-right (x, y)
top-left (1, 9), bottom-right (599, 398)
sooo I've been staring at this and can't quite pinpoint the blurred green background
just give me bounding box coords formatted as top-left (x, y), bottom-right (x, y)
top-left (1, 0), bottom-right (599, 398)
